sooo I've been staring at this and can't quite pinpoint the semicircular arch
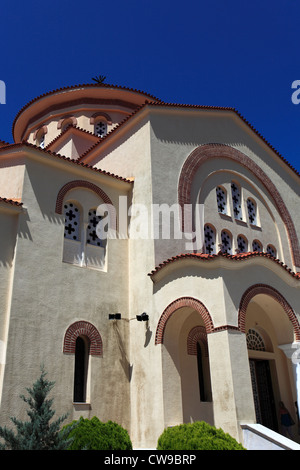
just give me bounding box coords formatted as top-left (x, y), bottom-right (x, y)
top-left (63, 320), bottom-right (103, 356)
top-left (238, 283), bottom-right (300, 342)
top-left (155, 297), bottom-right (214, 345)
top-left (178, 143), bottom-right (300, 267)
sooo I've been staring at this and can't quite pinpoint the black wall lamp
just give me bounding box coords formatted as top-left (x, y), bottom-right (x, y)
top-left (136, 312), bottom-right (149, 322)
top-left (109, 313), bottom-right (122, 320)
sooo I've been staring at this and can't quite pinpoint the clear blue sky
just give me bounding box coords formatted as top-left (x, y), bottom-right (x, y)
top-left (1, 0), bottom-right (300, 173)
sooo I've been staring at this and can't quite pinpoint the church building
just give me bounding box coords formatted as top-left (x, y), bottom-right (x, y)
top-left (0, 83), bottom-right (299, 449)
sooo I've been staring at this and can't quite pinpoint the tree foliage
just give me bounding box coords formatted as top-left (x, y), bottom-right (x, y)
top-left (157, 421), bottom-right (245, 450)
top-left (62, 416), bottom-right (132, 450)
top-left (0, 366), bottom-right (73, 450)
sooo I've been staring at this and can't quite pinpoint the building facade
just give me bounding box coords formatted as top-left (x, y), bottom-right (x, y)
top-left (0, 83), bottom-right (299, 448)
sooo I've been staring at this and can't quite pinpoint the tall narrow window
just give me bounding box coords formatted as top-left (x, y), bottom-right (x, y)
top-left (231, 182), bottom-right (242, 220)
top-left (216, 186), bottom-right (227, 214)
top-left (86, 209), bottom-right (103, 247)
top-left (95, 121), bottom-right (107, 138)
top-left (64, 202), bottom-right (80, 241)
top-left (237, 234), bottom-right (248, 253)
top-left (204, 224), bottom-right (216, 254)
top-left (247, 198), bottom-right (257, 225)
top-left (197, 342), bottom-right (206, 402)
top-left (221, 230), bottom-right (232, 254)
top-left (73, 336), bottom-right (89, 403)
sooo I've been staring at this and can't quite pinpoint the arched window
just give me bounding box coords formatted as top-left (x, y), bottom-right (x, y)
top-left (37, 132), bottom-right (45, 149)
top-left (34, 126), bottom-right (47, 148)
top-left (204, 224), bottom-right (216, 254)
top-left (58, 116), bottom-right (77, 132)
top-left (231, 182), bottom-right (242, 220)
top-left (216, 186), bottom-right (227, 214)
top-left (247, 198), bottom-right (257, 225)
top-left (267, 244), bottom-right (277, 257)
top-left (64, 202), bottom-right (81, 241)
top-left (86, 208), bottom-right (103, 247)
top-left (246, 328), bottom-right (266, 351)
top-left (237, 234), bottom-right (248, 253)
top-left (197, 342), bottom-right (206, 401)
top-left (252, 239), bottom-right (263, 252)
top-left (221, 229), bottom-right (232, 254)
top-left (73, 336), bottom-right (90, 403)
top-left (95, 121), bottom-right (107, 138)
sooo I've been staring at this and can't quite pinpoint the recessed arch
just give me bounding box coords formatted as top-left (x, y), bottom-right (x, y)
top-left (155, 297), bottom-right (214, 345)
top-left (187, 325), bottom-right (208, 356)
top-left (178, 143), bottom-right (300, 267)
top-left (55, 179), bottom-right (117, 231)
top-left (238, 283), bottom-right (300, 342)
top-left (63, 320), bottom-right (103, 356)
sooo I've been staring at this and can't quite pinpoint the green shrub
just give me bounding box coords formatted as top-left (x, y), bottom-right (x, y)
top-left (62, 416), bottom-right (132, 450)
top-left (157, 421), bottom-right (245, 450)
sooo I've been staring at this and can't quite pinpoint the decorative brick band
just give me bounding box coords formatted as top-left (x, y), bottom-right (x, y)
top-left (63, 320), bottom-right (103, 356)
top-left (238, 283), bottom-right (300, 342)
top-left (55, 179), bottom-right (117, 230)
top-left (155, 297), bottom-right (214, 345)
top-left (187, 325), bottom-right (208, 356)
top-left (178, 143), bottom-right (300, 267)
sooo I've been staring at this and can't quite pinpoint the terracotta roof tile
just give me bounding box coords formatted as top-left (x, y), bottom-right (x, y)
top-left (0, 141), bottom-right (133, 184)
top-left (12, 83), bottom-right (162, 134)
top-left (79, 101), bottom-right (300, 178)
top-left (148, 251), bottom-right (300, 280)
top-left (0, 197), bottom-right (23, 207)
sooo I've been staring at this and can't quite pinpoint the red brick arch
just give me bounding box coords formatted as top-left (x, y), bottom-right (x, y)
top-left (178, 143), bottom-right (300, 267)
top-left (63, 320), bottom-right (103, 356)
top-left (238, 283), bottom-right (300, 342)
top-left (187, 325), bottom-right (208, 356)
top-left (55, 179), bottom-right (117, 230)
top-left (155, 297), bottom-right (214, 345)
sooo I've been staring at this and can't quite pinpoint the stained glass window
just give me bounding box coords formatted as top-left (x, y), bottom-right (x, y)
top-left (231, 182), bottom-right (242, 220)
top-left (95, 121), bottom-right (107, 138)
top-left (267, 244), bottom-right (276, 257)
top-left (247, 198), bottom-right (257, 225)
top-left (86, 209), bottom-right (103, 247)
top-left (64, 202), bottom-right (80, 240)
top-left (204, 224), bottom-right (216, 254)
top-left (221, 230), bottom-right (232, 254)
top-left (216, 186), bottom-right (227, 214)
top-left (252, 240), bottom-right (263, 252)
top-left (237, 234), bottom-right (247, 253)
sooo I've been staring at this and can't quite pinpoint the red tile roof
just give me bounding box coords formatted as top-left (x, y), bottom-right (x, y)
top-left (0, 141), bottom-right (134, 184)
top-left (12, 83), bottom-right (162, 136)
top-left (0, 197), bottom-right (23, 207)
top-left (148, 251), bottom-right (300, 280)
top-left (78, 101), bottom-right (300, 178)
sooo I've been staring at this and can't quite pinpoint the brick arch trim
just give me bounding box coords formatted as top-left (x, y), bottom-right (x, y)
top-left (238, 283), bottom-right (300, 342)
top-left (55, 179), bottom-right (117, 230)
top-left (90, 112), bottom-right (112, 125)
top-left (155, 297), bottom-right (214, 345)
top-left (187, 325), bottom-right (208, 356)
top-left (63, 320), bottom-right (103, 356)
top-left (57, 115), bottom-right (77, 129)
top-left (178, 143), bottom-right (300, 267)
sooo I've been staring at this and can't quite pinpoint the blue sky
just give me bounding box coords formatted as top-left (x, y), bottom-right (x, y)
top-left (1, 0), bottom-right (300, 173)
